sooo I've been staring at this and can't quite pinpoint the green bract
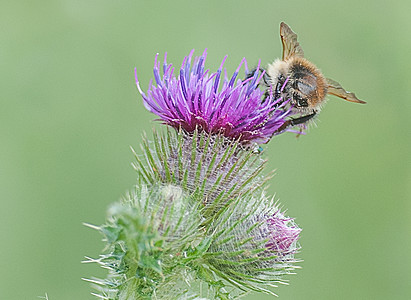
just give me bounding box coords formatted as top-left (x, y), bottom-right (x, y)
top-left (85, 129), bottom-right (301, 299)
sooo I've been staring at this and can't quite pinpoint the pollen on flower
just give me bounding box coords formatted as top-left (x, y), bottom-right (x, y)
top-left (135, 50), bottom-right (294, 144)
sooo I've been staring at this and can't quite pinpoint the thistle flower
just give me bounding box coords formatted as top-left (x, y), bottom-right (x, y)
top-left (264, 211), bottom-right (301, 256)
top-left (86, 50), bottom-right (302, 299)
top-left (135, 49), bottom-right (294, 144)
top-left (206, 195), bottom-right (301, 297)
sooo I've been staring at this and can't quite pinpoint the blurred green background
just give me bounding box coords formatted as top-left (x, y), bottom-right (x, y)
top-left (1, 0), bottom-right (410, 299)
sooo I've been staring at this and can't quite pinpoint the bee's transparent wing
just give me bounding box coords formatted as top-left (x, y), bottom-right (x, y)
top-left (326, 78), bottom-right (366, 104)
top-left (280, 22), bottom-right (305, 60)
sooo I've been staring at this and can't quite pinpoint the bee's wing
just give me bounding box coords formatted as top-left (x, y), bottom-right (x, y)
top-left (326, 78), bottom-right (366, 104)
top-left (280, 22), bottom-right (305, 60)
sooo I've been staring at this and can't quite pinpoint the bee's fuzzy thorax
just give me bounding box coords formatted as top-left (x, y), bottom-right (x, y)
top-left (267, 58), bottom-right (288, 87)
top-left (266, 56), bottom-right (328, 117)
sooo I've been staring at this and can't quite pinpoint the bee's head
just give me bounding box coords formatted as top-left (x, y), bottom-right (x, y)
top-left (286, 57), bottom-right (327, 111)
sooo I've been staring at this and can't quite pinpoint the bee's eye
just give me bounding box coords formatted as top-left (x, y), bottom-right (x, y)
top-left (297, 81), bottom-right (315, 95)
top-left (298, 99), bottom-right (308, 107)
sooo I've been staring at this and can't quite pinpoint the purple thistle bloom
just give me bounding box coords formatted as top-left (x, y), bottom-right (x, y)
top-left (263, 211), bottom-right (301, 256)
top-left (135, 50), bottom-right (294, 144)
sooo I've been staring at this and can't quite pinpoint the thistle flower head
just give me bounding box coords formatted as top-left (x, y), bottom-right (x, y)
top-left (206, 196), bottom-right (301, 296)
top-left (264, 211), bottom-right (301, 255)
top-left (135, 50), bottom-right (293, 144)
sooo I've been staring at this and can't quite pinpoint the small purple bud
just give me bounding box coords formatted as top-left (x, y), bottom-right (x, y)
top-left (264, 211), bottom-right (301, 256)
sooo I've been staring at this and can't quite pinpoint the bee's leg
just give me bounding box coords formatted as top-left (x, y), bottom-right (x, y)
top-left (245, 68), bottom-right (269, 84)
top-left (275, 111), bottom-right (317, 133)
top-left (262, 71), bottom-right (270, 86)
top-left (244, 68), bottom-right (257, 81)
top-left (245, 68), bottom-right (271, 103)
top-left (289, 112), bottom-right (317, 126)
top-left (274, 75), bottom-right (287, 100)
top-left (261, 72), bottom-right (272, 103)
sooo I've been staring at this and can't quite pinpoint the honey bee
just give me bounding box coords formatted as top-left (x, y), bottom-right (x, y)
top-left (252, 22), bottom-right (366, 133)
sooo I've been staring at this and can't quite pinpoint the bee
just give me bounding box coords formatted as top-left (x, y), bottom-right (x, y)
top-left (251, 22), bottom-right (366, 133)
